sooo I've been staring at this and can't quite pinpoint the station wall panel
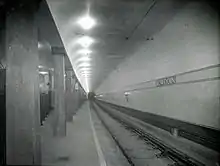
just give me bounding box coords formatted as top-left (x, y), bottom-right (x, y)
top-left (96, 1), bottom-right (220, 130)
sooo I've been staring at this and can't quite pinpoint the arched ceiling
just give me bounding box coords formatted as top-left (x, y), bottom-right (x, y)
top-left (45, 0), bottom-right (186, 92)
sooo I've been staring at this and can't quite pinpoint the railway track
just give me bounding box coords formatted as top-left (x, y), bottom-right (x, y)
top-left (92, 101), bottom-right (205, 166)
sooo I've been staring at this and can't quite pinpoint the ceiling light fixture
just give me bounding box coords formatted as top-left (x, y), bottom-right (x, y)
top-left (82, 73), bottom-right (92, 76)
top-left (82, 72), bottom-right (91, 74)
top-left (77, 15), bottom-right (96, 30)
top-left (77, 56), bottom-right (92, 62)
top-left (77, 36), bottom-right (94, 48)
top-left (80, 71), bottom-right (92, 73)
top-left (77, 66), bottom-right (92, 70)
top-left (82, 70), bottom-right (91, 73)
top-left (82, 75), bottom-right (91, 78)
top-left (77, 49), bottom-right (92, 55)
top-left (77, 62), bottom-right (91, 67)
top-left (79, 67), bottom-right (92, 71)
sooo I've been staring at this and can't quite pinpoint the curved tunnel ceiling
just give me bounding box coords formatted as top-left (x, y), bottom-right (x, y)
top-left (46, 0), bottom-right (186, 92)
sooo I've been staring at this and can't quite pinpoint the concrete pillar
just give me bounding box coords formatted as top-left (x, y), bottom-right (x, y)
top-left (71, 76), bottom-right (76, 93)
top-left (53, 54), bottom-right (66, 136)
top-left (65, 70), bottom-right (72, 121)
top-left (6, 1), bottom-right (41, 165)
top-left (65, 71), bottom-right (80, 121)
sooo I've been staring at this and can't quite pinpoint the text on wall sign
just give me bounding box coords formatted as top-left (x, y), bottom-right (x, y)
top-left (155, 76), bottom-right (176, 87)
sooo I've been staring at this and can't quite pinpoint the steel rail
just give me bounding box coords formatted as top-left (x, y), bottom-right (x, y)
top-left (95, 101), bottom-right (205, 166)
top-left (91, 103), bottom-right (135, 166)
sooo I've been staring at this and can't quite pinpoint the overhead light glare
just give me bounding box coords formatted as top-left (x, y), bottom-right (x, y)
top-left (77, 36), bottom-right (94, 48)
top-left (77, 15), bottom-right (96, 30)
top-left (77, 49), bottom-right (92, 55)
top-left (81, 71), bottom-right (92, 74)
top-left (77, 56), bottom-right (92, 62)
top-left (77, 62), bottom-right (91, 67)
top-left (78, 68), bottom-right (92, 71)
top-left (81, 73), bottom-right (92, 75)
top-left (82, 72), bottom-right (91, 75)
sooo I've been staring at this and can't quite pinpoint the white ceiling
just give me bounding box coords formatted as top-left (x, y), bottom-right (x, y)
top-left (46, 0), bottom-right (186, 92)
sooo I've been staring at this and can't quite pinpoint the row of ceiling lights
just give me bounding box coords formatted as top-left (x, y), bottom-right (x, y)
top-left (75, 14), bottom-right (96, 80)
top-left (38, 14), bottom-right (96, 92)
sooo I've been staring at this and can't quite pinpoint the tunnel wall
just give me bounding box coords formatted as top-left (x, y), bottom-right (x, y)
top-left (96, 1), bottom-right (220, 130)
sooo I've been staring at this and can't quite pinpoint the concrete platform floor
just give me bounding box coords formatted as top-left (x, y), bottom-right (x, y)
top-left (41, 101), bottom-right (129, 166)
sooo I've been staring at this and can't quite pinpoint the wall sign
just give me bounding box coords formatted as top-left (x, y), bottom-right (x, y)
top-left (155, 76), bottom-right (176, 87)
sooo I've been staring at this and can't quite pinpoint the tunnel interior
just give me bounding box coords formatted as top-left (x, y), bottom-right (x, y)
top-left (0, 0), bottom-right (220, 165)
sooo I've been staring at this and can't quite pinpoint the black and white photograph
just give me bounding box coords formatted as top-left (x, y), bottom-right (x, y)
top-left (0, 0), bottom-right (219, 165)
